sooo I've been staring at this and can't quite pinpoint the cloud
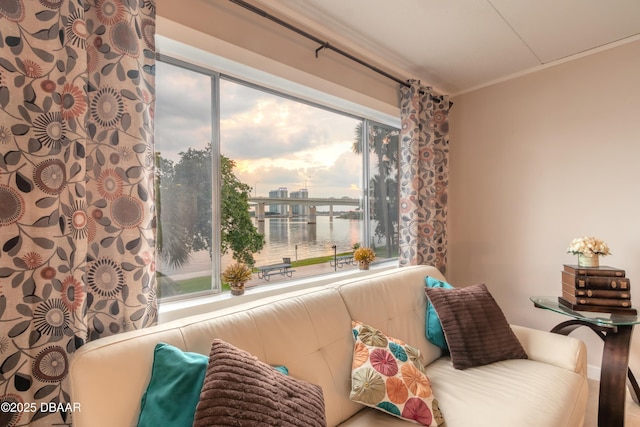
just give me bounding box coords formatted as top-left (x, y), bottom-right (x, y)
top-left (155, 62), bottom-right (213, 161)
top-left (156, 62), bottom-right (211, 122)
top-left (308, 151), bottom-right (363, 196)
top-left (220, 79), bottom-right (271, 118)
top-left (155, 61), bottom-right (366, 200)
top-left (234, 147), bottom-right (362, 200)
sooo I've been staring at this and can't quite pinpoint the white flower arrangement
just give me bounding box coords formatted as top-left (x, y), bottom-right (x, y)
top-left (566, 236), bottom-right (611, 257)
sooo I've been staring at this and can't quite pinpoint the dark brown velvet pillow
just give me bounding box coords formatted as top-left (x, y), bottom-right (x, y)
top-left (425, 283), bottom-right (527, 370)
top-left (193, 339), bottom-right (326, 427)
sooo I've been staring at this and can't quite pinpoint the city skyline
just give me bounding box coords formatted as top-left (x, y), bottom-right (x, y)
top-left (262, 187), bottom-right (360, 215)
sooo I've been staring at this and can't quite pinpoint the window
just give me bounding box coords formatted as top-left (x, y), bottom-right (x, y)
top-left (364, 122), bottom-right (399, 259)
top-left (154, 56), bottom-right (400, 299)
top-left (154, 59), bottom-right (216, 298)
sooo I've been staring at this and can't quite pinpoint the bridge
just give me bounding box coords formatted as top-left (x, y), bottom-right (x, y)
top-left (248, 197), bottom-right (360, 224)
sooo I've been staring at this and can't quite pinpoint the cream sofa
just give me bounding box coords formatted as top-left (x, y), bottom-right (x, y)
top-left (69, 265), bottom-right (588, 426)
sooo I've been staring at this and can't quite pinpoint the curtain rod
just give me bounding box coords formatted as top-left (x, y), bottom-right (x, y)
top-left (228, 0), bottom-right (412, 89)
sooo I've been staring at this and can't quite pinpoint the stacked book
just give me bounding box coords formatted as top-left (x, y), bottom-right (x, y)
top-left (560, 264), bottom-right (636, 314)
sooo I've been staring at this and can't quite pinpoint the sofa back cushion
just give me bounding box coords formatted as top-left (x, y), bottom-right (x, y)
top-left (180, 287), bottom-right (361, 427)
top-left (335, 266), bottom-right (445, 368)
top-left (69, 328), bottom-right (187, 427)
top-left (70, 287), bottom-right (361, 427)
top-left (137, 343), bottom-right (208, 427)
top-left (193, 339), bottom-right (327, 427)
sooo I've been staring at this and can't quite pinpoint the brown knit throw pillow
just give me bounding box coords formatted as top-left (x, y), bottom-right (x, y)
top-left (193, 339), bottom-right (326, 427)
top-left (425, 283), bottom-right (527, 370)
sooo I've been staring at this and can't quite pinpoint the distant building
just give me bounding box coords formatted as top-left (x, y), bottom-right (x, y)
top-left (290, 188), bottom-right (309, 216)
top-left (268, 187), bottom-right (288, 215)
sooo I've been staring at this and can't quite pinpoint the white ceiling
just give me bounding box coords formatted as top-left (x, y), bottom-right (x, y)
top-left (254, 0), bottom-right (640, 95)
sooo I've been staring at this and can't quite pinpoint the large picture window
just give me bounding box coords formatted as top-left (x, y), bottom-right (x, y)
top-left (154, 56), bottom-right (399, 299)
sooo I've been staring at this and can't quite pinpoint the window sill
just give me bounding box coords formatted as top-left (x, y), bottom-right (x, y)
top-left (158, 260), bottom-right (399, 323)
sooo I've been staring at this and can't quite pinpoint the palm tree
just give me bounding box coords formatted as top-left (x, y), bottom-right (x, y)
top-left (155, 148), bottom-right (211, 270)
top-left (352, 122), bottom-right (399, 257)
top-left (155, 153), bottom-right (192, 269)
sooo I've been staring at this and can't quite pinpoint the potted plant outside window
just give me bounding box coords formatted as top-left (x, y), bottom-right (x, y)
top-left (222, 262), bottom-right (253, 295)
top-left (353, 247), bottom-right (376, 270)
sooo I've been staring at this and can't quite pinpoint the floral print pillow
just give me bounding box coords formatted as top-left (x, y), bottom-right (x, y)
top-left (350, 321), bottom-right (445, 426)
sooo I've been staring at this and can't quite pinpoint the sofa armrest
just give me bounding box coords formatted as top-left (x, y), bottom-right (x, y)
top-left (511, 324), bottom-right (587, 377)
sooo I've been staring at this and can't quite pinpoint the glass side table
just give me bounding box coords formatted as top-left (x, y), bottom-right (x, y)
top-left (531, 296), bottom-right (640, 427)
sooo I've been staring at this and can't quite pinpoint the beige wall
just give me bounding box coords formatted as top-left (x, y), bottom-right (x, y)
top-left (448, 39), bottom-right (640, 374)
top-left (157, 0), bottom-right (399, 118)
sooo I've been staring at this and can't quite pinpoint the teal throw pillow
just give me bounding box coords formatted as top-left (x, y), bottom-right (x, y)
top-left (137, 343), bottom-right (208, 427)
top-left (425, 276), bottom-right (454, 350)
top-left (272, 365), bottom-right (289, 375)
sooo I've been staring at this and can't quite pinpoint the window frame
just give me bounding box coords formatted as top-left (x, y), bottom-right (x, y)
top-left (155, 43), bottom-right (400, 302)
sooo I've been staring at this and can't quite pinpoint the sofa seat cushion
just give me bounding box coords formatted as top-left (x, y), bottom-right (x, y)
top-left (340, 356), bottom-right (588, 427)
top-left (338, 407), bottom-right (429, 426)
top-left (424, 357), bottom-right (588, 427)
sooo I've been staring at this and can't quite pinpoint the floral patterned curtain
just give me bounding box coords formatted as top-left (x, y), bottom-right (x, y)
top-left (0, 1), bottom-right (157, 425)
top-left (398, 81), bottom-right (451, 274)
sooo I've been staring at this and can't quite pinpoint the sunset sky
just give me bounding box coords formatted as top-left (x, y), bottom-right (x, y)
top-left (155, 60), bottom-right (363, 200)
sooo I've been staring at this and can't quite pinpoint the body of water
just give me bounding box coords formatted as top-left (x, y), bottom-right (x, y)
top-left (159, 216), bottom-right (365, 278)
top-left (249, 216), bottom-right (363, 265)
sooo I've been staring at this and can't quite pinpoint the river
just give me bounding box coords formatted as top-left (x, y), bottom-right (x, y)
top-left (158, 215), bottom-right (366, 278)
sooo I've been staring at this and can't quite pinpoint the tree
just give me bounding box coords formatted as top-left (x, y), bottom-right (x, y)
top-left (220, 155), bottom-right (265, 265)
top-left (155, 153), bottom-right (191, 269)
top-left (155, 146), bottom-right (212, 269)
top-left (352, 122), bottom-right (399, 257)
top-left (155, 144), bottom-right (264, 270)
